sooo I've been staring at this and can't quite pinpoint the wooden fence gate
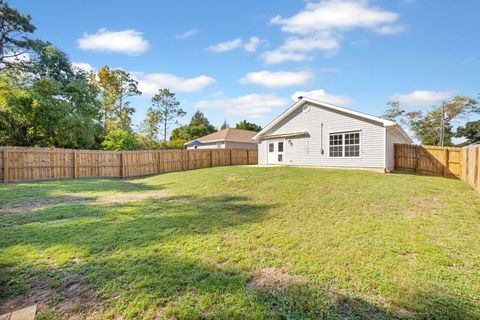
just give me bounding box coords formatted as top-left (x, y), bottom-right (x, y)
top-left (395, 143), bottom-right (480, 193)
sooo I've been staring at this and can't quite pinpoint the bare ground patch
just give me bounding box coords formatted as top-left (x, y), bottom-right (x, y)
top-left (1, 196), bottom-right (92, 214)
top-left (246, 267), bottom-right (307, 289)
top-left (1, 190), bottom-right (169, 214)
top-left (0, 273), bottom-right (97, 318)
top-left (95, 190), bottom-right (168, 205)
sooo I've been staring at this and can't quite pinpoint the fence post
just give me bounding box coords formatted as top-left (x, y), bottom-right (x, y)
top-left (73, 150), bottom-right (77, 179)
top-left (121, 152), bottom-right (125, 179)
top-left (229, 149), bottom-right (233, 166)
top-left (3, 146), bottom-right (8, 183)
top-left (247, 149), bottom-right (250, 165)
top-left (474, 146), bottom-right (479, 192)
top-left (210, 150), bottom-right (213, 167)
top-left (414, 145), bottom-right (419, 173)
top-left (394, 144), bottom-right (397, 171)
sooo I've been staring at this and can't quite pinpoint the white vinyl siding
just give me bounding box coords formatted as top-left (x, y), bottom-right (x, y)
top-left (258, 104), bottom-right (386, 169)
top-left (187, 141), bottom-right (257, 150)
top-left (224, 141), bottom-right (257, 150)
top-left (187, 142), bottom-right (224, 149)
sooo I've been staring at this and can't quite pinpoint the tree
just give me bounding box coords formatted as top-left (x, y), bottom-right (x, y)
top-left (405, 95), bottom-right (479, 146)
top-left (235, 120), bottom-right (262, 132)
top-left (101, 128), bottom-right (137, 150)
top-left (381, 101), bottom-right (405, 122)
top-left (220, 120), bottom-right (230, 130)
top-left (405, 110), bottom-right (454, 146)
top-left (0, 72), bottom-right (30, 145)
top-left (170, 111), bottom-right (215, 141)
top-left (115, 69), bottom-right (140, 130)
top-left (455, 120), bottom-right (480, 145)
top-left (0, 45), bottom-right (102, 148)
top-left (142, 88), bottom-right (186, 142)
top-left (0, 0), bottom-right (46, 68)
top-left (91, 66), bottom-right (141, 132)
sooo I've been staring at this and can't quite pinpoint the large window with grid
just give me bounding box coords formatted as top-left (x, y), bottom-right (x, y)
top-left (329, 131), bottom-right (360, 157)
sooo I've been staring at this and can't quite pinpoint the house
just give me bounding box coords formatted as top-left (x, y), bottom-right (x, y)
top-left (253, 96), bottom-right (412, 172)
top-left (185, 128), bottom-right (258, 150)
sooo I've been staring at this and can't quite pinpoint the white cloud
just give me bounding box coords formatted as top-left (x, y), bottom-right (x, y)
top-left (208, 38), bottom-right (242, 52)
top-left (264, 1), bottom-right (403, 64)
top-left (391, 90), bottom-right (456, 106)
top-left (72, 62), bottom-right (94, 73)
top-left (240, 70), bottom-right (313, 88)
top-left (195, 94), bottom-right (288, 119)
top-left (244, 36), bottom-right (261, 52)
top-left (291, 89), bottom-right (354, 106)
top-left (77, 28), bottom-right (149, 55)
top-left (208, 37), bottom-right (263, 52)
top-left (133, 72), bottom-right (216, 95)
top-left (271, 0), bottom-right (398, 34)
top-left (176, 29), bottom-right (198, 39)
top-left (280, 32), bottom-right (340, 54)
top-left (374, 24), bottom-right (407, 35)
top-left (260, 50), bottom-right (310, 65)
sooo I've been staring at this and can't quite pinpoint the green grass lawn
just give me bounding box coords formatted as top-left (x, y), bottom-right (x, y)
top-left (0, 166), bottom-right (479, 319)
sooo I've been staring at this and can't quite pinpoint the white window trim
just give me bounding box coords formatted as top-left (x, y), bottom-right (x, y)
top-left (328, 130), bottom-right (362, 158)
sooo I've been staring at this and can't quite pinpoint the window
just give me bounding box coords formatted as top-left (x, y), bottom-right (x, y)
top-left (329, 131), bottom-right (360, 157)
top-left (278, 142), bottom-right (284, 152)
top-left (329, 133), bottom-right (343, 157)
top-left (269, 143), bottom-right (274, 152)
top-left (217, 142), bottom-right (222, 149)
top-left (344, 132), bottom-right (360, 157)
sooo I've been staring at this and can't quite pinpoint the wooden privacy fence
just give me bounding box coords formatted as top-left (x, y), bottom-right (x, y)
top-left (0, 146), bottom-right (258, 183)
top-left (460, 145), bottom-right (480, 193)
top-left (394, 143), bottom-right (480, 193)
top-left (394, 144), bottom-right (462, 178)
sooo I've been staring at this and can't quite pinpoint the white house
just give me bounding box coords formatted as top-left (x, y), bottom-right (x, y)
top-left (254, 97), bottom-right (412, 172)
top-left (185, 128), bottom-right (257, 150)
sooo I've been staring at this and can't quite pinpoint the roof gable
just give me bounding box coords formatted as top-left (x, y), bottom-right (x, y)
top-left (254, 97), bottom-right (409, 140)
top-left (186, 128), bottom-right (257, 145)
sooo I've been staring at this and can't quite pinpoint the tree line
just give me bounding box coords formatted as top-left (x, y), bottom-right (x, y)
top-left (0, 0), bottom-right (262, 150)
top-left (381, 96), bottom-right (480, 146)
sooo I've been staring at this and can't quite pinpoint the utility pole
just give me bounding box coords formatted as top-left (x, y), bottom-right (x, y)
top-left (440, 102), bottom-right (445, 147)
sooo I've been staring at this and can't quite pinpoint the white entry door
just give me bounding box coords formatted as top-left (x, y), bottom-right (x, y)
top-left (267, 140), bottom-right (285, 164)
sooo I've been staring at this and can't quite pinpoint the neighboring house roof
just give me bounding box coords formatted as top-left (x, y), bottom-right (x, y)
top-left (185, 128), bottom-right (257, 145)
top-left (254, 96), bottom-right (412, 143)
top-left (188, 139), bottom-right (203, 146)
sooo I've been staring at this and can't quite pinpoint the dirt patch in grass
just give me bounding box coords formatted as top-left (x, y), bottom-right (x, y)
top-left (246, 267), bottom-right (307, 289)
top-left (1, 190), bottom-right (168, 214)
top-left (0, 273), bottom-right (97, 317)
top-left (1, 196), bottom-right (92, 214)
top-left (95, 190), bottom-right (168, 205)
top-left (225, 175), bottom-right (245, 182)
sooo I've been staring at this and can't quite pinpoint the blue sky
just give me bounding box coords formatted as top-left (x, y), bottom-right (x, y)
top-left (11, 0), bottom-right (480, 131)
